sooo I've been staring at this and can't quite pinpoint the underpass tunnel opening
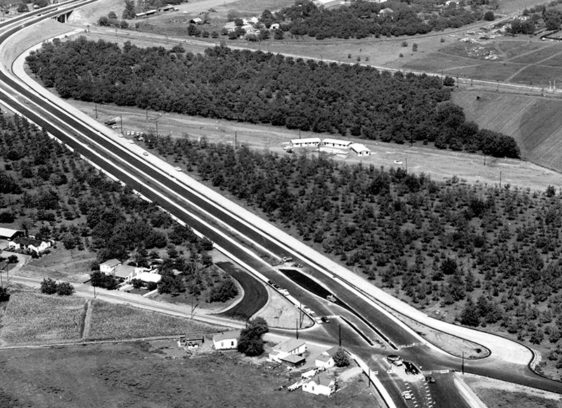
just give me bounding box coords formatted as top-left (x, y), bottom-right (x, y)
top-left (56, 11), bottom-right (72, 23)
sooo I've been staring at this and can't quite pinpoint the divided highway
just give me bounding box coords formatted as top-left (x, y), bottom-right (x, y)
top-left (1, 5), bottom-right (561, 407)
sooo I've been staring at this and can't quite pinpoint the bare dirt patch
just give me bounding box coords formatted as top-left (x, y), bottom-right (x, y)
top-left (256, 286), bottom-right (314, 329)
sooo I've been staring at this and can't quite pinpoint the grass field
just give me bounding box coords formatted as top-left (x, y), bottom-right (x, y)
top-left (0, 291), bottom-right (86, 345)
top-left (0, 341), bottom-right (377, 408)
top-left (452, 89), bottom-right (562, 172)
top-left (87, 300), bottom-right (221, 340)
top-left (464, 374), bottom-right (562, 408)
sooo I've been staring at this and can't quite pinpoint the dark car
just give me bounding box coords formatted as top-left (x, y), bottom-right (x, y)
top-left (425, 376), bottom-right (436, 384)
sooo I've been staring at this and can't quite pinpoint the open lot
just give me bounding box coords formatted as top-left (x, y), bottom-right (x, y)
top-left (0, 341), bottom-right (378, 408)
top-left (0, 291), bottom-right (85, 345)
top-left (464, 374), bottom-right (562, 408)
top-left (87, 299), bottom-right (220, 340)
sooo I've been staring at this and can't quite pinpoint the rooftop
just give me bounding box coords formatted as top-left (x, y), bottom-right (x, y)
top-left (0, 227), bottom-right (22, 239)
top-left (213, 330), bottom-right (241, 342)
top-left (275, 339), bottom-right (306, 353)
top-left (101, 259), bottom-right (121, 268)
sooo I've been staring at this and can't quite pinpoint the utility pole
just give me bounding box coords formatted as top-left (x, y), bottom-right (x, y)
top-left (296, 317), bottom-right (299, 339)
top-left (120, 114), bottom-right (123, 135)
top-left (234, 131), bottom-right (237, 148)
top-left (338, 324), bottom-right (342, 347)
top-left (94, 103), bottom-right (98, 119)
top-left (499, 171), bottom-right (502, 188)
top-left (461, 351), bottom-right (465, 374)
top-left (93, 284), bottom-right (96, 298)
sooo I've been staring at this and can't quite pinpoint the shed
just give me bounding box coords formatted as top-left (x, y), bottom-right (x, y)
top-left (281, 354), bottom-right (306, 367)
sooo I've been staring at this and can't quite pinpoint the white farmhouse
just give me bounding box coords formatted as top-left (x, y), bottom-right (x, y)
top-left (315, 346), bottom-right (339, 369)
top-left (212, 330), bottom-right (240, 350)
top-left (100, 259), bottom-right (121, 275)
top-left (302, 373), bottom-right (335, 396)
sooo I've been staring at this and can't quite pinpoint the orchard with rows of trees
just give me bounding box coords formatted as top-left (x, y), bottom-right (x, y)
top-left (142, 133), bottom-right (562, 378)
top-left (27, 39), bottom-right (519, 158)
top-left (258, 0), bottom-right (487, 40)
top-left (0, 114), bottom-right (236, 304)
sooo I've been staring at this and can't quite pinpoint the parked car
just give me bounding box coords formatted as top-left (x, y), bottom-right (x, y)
top-left (402, 391), bottom-right (413, 400)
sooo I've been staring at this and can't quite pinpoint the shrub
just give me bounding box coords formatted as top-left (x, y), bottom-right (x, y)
top-left (333, 347), bottom-right (350, 367)
top-left (41, 278), bottom-right (58, 295)
top-left (56, 282), bottom-right (75, 296)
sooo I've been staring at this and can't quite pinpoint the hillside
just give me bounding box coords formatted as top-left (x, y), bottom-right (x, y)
top-left (452, 89), bottom-right (562, 171)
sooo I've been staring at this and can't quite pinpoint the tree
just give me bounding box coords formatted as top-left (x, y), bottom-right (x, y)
top-left (237, 317), bottom-right (269, 356)
top-left (333, 347), bottom-right (350, 367)
top-left (122, 0), bottom-right (136, 19)
top-left (41, 278), bottom-right (58, 294)
top-left (56, 282), bottom-right (74, 296)
top-left (0, 286), bottom-right (9, 302)
top-left (483, 11), bottom-right (495, 21)
top-left (459, 298), bottom-right (480, 326)
top-left (17, 3), bottom-right (29, 12)
top-left (544, 9), bottom-right (562, 31)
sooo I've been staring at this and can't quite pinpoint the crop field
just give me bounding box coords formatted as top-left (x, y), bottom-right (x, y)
top-left (0, 342), bottom-right (376, 408)
top-left (404, 38), bottom-right (562, 86)
top-left (0, 291), bottom-right (85, 345)
top-left (87, 300), bottom-right (220, 340)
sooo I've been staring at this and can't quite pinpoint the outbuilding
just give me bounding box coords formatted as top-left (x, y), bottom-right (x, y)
top-left (288, 138), bottom-right (321, 149)
top-left (349, 143), bottom-right (371, 156)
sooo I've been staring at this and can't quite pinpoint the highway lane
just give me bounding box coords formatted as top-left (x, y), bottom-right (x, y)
top-left (0, 21), bottom-right (425, 353)
top-left (3, 7), bottom-right (562, 406)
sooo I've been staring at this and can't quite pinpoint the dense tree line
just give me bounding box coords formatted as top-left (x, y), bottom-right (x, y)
top-left (144, 134), bottom-right (562, 377)
top-left (27, 39), bottom-right (519, 158)
top-left (259, 0), bottom-right (484, 40)
top-left (0, 114), bottom-right (236, 303)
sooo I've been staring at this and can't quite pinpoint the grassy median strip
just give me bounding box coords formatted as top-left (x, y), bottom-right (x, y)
top-left (0, 291), bottom-right (85, 344)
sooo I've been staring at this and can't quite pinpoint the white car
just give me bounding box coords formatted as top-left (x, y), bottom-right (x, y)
top-left (402, 391), bottom-right (413, 400)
